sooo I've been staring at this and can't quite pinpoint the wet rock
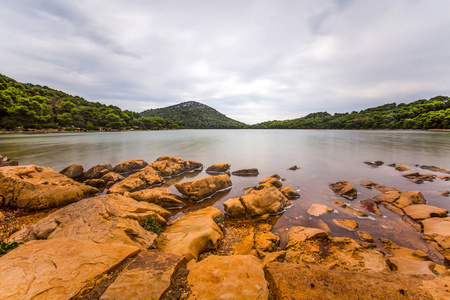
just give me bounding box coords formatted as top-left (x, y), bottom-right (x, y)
top-left (288, 165), bottom-right (300, 170)
top-left (231, 168), bottom-right (259, 176)
top-left (329, 181), bottom-right (357, 200)
top-left (157, 207), bottom-right (223, 262)
top-left (0, 239), bottom-right (140, 300)
top-left (332, 219), bottom-right (359, 231)
top-left (333, 200), bottom-right (346, 207)
top-left (205, 163), bottom-right (231, 174)
top-left (0, 165), bottom-right (98, 210)
top-left (255, 224), bottom-right (280, 252)
top-left (151, 156), bottom-right (202, 177)
top-left (187, 255), bottom-right (269, 300)
top-left (358, 231), bottom-right (374, 242)
top-left (83, 178), bottom-right (106, 190)
top-left (129, 187), bottom-right (185, 209)
top-left (374, 190), bottom-right (426, 208)
top-left (261, 251), bottom-right (286, 266)
top-left (101, 171), bottom-right (125, 188)
top-left (232, 231), bottom-right (255, 255)
top-left (437, 175), bottom-right (450, 181)
top-left (361, 180), bottom-right (375, 188)
top-left (440, 190), bottom-right (450, 197)
top-left (112, 158), bottom-right (148, 173)
top-left (373, 184), bottom-right (400, 193)
top-left (257, 174), bottom-right (282, 189)
top-left (420, 165), bottom-right (450, 174)
top-left (403, 217), bottom-right (423, 232)
top-left (364, 161), bottom-right (384, 167)
top-left (101, 251), bottom-right (186, 300)
top-left (8, 194), bottom-right (170, 249)
top-left (382, 202), bottom-right (405, 216)
top-left (308, 204), bottom-right (334, 216)
top-left (422, 217), bottom-right (450, 254)
top-left (344, 205), bottom-right (368, 217)
top-left (395, 164), bottom-right (413, 172)
top-left (82, 163), bottom-right (113, 180)
top-left (387, 163), bottom-right (396, 167)
top-left (174, 174), bottom-right (232, 201)
top-left (402, 172), bottom-right (436, 184)
top-left (59, 163), bottom-right (84, 179)
top-left (0, 154), bottom-right (18, 167)
top-left (360, 199), bottom-right (383, 216)
top-left (108, 165), bottom-right (164, 194)
top-left (223, 186), bottom-right (290, 217)
top-left (280, 186), bottom-right (300, 199)
top-left (403, 204), bottom-right (448, 221)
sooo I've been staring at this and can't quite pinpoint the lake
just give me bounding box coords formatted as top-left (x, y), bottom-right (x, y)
top-left (1, 129), bottom-right (450, 263)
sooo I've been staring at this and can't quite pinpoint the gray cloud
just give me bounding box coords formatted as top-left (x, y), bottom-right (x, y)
top-left (0, 0), bottom-right (449, 124)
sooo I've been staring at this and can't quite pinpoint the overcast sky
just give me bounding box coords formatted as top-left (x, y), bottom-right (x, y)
top-left (1, 0), bottom-right (449, 124)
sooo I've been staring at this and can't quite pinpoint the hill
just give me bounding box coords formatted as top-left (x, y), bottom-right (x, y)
top-left (141, 101), bottom-right (246, 129)
top-left (251, 96), bottom-right (450, 130)
top-left (0, 73), bottom-right (179, 131)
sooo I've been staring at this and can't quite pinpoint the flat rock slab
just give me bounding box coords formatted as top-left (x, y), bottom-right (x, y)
top-left (187, 255), bottom-right (269, 300)
top-left (332, 219), bottom-right (359, 231)
top-left (265, 262), bottom-right (435, 300)
top-left (157, 207), bottom-right (223, 262)
top-left (108, 165), bottom-right (164, 194)
top-left (175, 174), bottom-right (232, 201)
top-left (374, 191), bottom-right (426, 208)
top-left (101, 251), bottom-right (186, 300)
top-left (329, 181), bottom-right (357, 200)
top-left (422, 217), bottom-right (450, 250)
top-left (308, 203), bottom-right (334, 216)
top-left (0, 165), bottom-right (98, 210)
top-left (360, 199), bottom-right (383, 216)
top-left (0, 238), bottom-right (140, 300)
top-left (206, 163), bottom-right (231, 174)
top-left (403, 204), bottom-right (448, 220)
top-left (129, 187), bottom-right (185, 209)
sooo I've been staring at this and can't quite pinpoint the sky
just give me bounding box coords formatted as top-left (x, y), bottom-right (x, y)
top-left (0, 1), bottom-right (449, 124)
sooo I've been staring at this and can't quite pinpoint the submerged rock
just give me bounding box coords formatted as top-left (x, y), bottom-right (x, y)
top-left (112, 158), bottom-right (148, 173)
top-left (129, 187), bottom-right (185, 209)
top-left (360, 199), bottom-right (383, 216)
top-left (395, 164), bottom-right (413, 172)
top-left (108, 165), bottom-right (164, 194)
top-left (364, 161), bottom-right (384, 168)
top-left (174, 174), bottom-right (232, 201)
top-left (231, 168), bottom-right (259, 176)
top-left (59, 163), bottom-right (84, 179)
top-left (332, 219), bottom-right (359, 231)
top-left (329, 181), bottom-right (357, 200)
top-left (280, 186), bottom-right (300, 199)
top-left (205, 163), bottom-right (231, 174)
top-left (308, 203), bottom-right (334, 216)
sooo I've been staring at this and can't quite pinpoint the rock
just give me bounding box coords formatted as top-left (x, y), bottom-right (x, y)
top-left (0, 165), bottom-right (98, 210)
top-left (387, 163), bottom-right (396, 167)
top-left (205, 163), bottom-right (231, 174)
top-left (373, 190), bottom-right (426, 208)
top-left (288, 165), bottom-right (300, 170)
top-left (437, 175), bottom-right (450, 181)
top-left (108, 165), bottom-right (164, 194)
top-left (261, 251), bottom-right (286, 266)
top-left (83, 178), bottom-right (106, 189)
top-left (422, 217), bottom-right (450, 251)
top-left (232, 232), bottom-right (255, 255)
top-left (403, 217), bottom-right (422, 232)
top-left (395, 164), bottom-right (413, 172)
top-left (420, 165), bottom-right (450, 174)
top-left (129, 187), bottom-right (185, 208)
top-left (374, 184), bottom-right (400, 193)
top-left (440, 190), bottom-right (450, 197)
top-left (361, 180), bottom-right (375, 188)
top-left (187, 255), bottom-right (269, 300)
top-left (360, 199), bottom-right (383, 216)
top-left (257, 174), bottom-right (282, 189)
top-left (100, 251), bottom-right (186, 300)
top-left (224, 186), bottom-right (290, 217)
top-left (308, 204), bottom-right (334, 216)
top-left (231, 168), bottom-right (259, 176)
top-left (358, 231), bottom-right (374, 242)
top-left (0, 239), bottom-right (140, 300)
top-left (112, 158), bottom-right (148, 173)
top-left (333, 200), bottom-right (346, 207)
top-left (402, 172), bottom-right (436, 184)
top-left (345, 205), bottom-right (368, 217)
top-left (364, 161), bottom-right (384, 167)
top-left (329, 181), bottom-right (357, 200)
top-left (8, 194), bottom-right (170, 249)
top-left (0, 154), bottom-right (18, 167)
top-left (152, 156), bottom-right (203, 177)
top-left (265, 262), bottom-right (436, 300)
top-left (381, 202), bottom-right (405, 216)
top-left (174, 174), bottom-right (232, 201)
top-left (59, 163), bottom-right (84, 179)
top-left (0, 210), bottom-right (3, 221)
top-left (101, 171), bottom-right (125, 188)
top-left (403, 204), bottom-right (448, 220)
top-left (255, 224), bottom-right (280, 252)
top-left (332, 219), bottom-right (359, 231)
top-left (82, 163), bottom-right (113, 180)
top-left (280, 186), bottom-right (300, 199)
top-left (157, 207), bottom-right (223, 262)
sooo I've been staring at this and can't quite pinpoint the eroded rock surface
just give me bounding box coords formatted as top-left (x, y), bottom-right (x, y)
top-left (108, 165), bottom-right (164, 194)
top-left (403, 204), bottom-right (448, 221)
top-left (175, 174), bottom-right (232, 201)
top-left (422, 217), bottom-right (450, 265)
top-left (329, 181), bottom-right (357, 200)
top-left (129, 187), bottom-right (185, 208)
top-left (151, 156), bottom-right (202, 177)
top-left (113, 158), bottom-right (148, 173)
top-left (83, 163), bottom-right (113, 180)
top-left (373, 190), bottom-right (426, 208)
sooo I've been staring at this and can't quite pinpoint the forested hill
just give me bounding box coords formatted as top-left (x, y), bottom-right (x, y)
top-left (251, 96), bottom-right (450, 130)
top-left (141, 101), bottom-right (246, 129)
top-left (0, 73), bottom-right (179, 130)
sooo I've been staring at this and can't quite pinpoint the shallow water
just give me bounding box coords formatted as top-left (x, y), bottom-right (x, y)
top-left (1, 129), bottom-right (449, 262)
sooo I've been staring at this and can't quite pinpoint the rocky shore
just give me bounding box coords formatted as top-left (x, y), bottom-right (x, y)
top-left (0, 156), bottom-right (449, 299)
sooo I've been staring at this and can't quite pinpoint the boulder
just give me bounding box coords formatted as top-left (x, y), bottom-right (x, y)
top-left (395, 164), bottom-right (413, 172)
top-left (373, 191), bottom-right (426, 208)
top-left (151, 156), bottom-right (202, 177)
top-left (257, 174), bottom-right (282, 189)
top-left (332, 219), bottom-right (359, 231)
top-left (360, 199), bottom-right (383, 216)
top-left (329, 181), bottom-right (357, 200)
top-left (224, 186), bottom-right (290, 217)
top-left (59, 163), bottom-right (84, 179)
top-left (0, 239), bottom-right (140, 300)
top-left (101, 171), bottom-right (125, 188)
top-left (308, 204), bottom-right (334, 216)
top-left (0, 165), bottom-right (98, 210)
top-left (187, 255), bottom-right (269, 300)
top-left (112, 158), bottom-right (148, 173)
top-left (100, 251), bottom-right (186, 300)
top-left (361, 180), bottom-right (375, 188)
top-left (0, 154), bottom-right (18, 167)
top-left (403, 204), bottom-right (448, 221)
top-left (280, 186), bottom-right (300, 199)
top-left (129, 187), bottom-right (185, 209)
top-left (82, 163), bottom-right (113, 180)
top-left (108, 165), bottom-right (164, 194)
top-left (422, 217), bottom-right (450, 251)
top-left (174, 174), bottom-right (232, 201)
top-left (8, 194), bottom-right (170, 249)
top-left (231, 168), bottom-right (259, 176)
top-left (157, 207), bottom-right (223, 262)
top-left (205, 163), bottom-right (231, 174)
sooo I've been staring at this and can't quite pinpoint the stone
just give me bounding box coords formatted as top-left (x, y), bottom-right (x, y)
top-left (265, 262), bottom-right (436, 300)
top-left (59, 163), bottom-right (84, 179)
top-left (437, 176), bottom-right (450, 181)
top-left (374, 184), bottom-right (400, 193)
top-left (232, 232), bottom-right (255, 255)
top-left (82, 163), bottom-right (113, 180)
top-left (8, 194), bottom-right (170, 249)
top-left (344, 205), bottom-right (368, 217)
top-left (403, 204), bottom-right (448, 220)
top-left (329, 181), bottom-right (357, 200)
top-left (402, 172), bottom-right (436, 184)
top-left (0, 165), bottom-right (98, 210)
top-left (231, 168), bottom-right (259, 176)
top-left (333, 200), bottom-right (346, 207)
top-left (360, 199), bottom-right (383, 216)
top-left (422, 217), bottom-right (450, 250)
top-left (358, 231), bottom-right (374, 242)
top-left (223, 186), bottom-right (290, 217)
top-left (332, 219), bottom-right (359, 231)
top-left (261, 251), bottom-right (286, 266)
top-left (255, 224), bottom-right (280, 252)
top-left (187, 255), bottom-right (269, 300)
top-left (129, 187), bottom-right (185, 208)
top-left (83, 178), bottom-right (106, 189)
top-left (257, 174), bottom-right (282, 189)
top-left (205, 163), bottom-right (231, 174)
top-left (0, 239), bottom-right (140, 300)
top-left (440, 190), bottom-right (450, 196)
top-left (100, 251), bottom-right (186, 300)
top-left (108, 165), bottom-right (164, 194)
top-left (404, 217), bottom-right (423, 232)
top-left (157, 207), bottom-right (223, 262)
top-left (361, 180), bottom-right (375, 188)
top-left (374, 191), bottom-right (426, 208)
top-left (395, 164), bottom-right (413, 172)
top-left (280, 186), bottom-right (300, 199)
top-left (152, 156), bottom-right (203, 177)
top-left (112, 158), bottom-right (148, 173)
top-left (420, 165), bottom-right (450, 174)
top-left (364, 161), bottom-right (384, 167)
top-left (288, 165), bottom-right (300, 170)
top-left (0, 154), bottom-right (18, 167)
top-left (308, 203), bottom-right (334, 216)
top-left (101, 171), bottom-right (125, 188)
top-left (175, 174), bottom-right (232, 201)
top-left (382, 202), bottom-right (405, 216)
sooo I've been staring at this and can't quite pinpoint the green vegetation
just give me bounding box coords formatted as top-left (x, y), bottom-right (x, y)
top-left (141, 101), bottom-right (246, 129)
top-left (0, 73), bottom-right (179, 131)
top-left (141, 215), bottom-right (163, 234)
top-left (0, 242), bottom-right (22, 257)
top-left (251, 96), bottom-right (450, 130)
top-left (213, 215), bottom-right (225, 224)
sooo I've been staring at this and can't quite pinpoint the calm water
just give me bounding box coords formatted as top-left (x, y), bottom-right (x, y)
top-left (1, 130), bottom-right (450, 262)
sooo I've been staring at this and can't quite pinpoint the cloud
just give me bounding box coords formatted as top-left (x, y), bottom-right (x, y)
top-left (0, 0), bottom-right (449, 124)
